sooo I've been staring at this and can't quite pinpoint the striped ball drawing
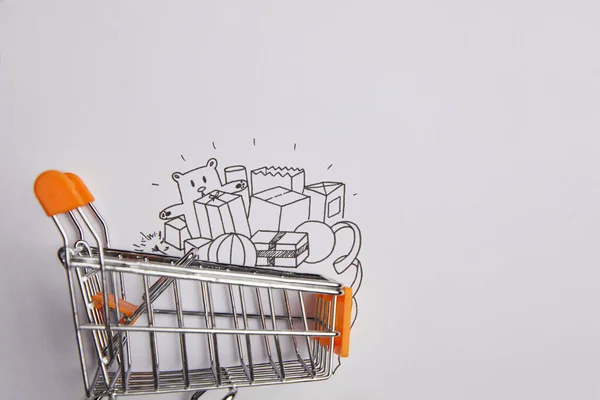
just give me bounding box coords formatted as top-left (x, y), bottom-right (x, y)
top-left (207, 233), bottom-right (257, 267)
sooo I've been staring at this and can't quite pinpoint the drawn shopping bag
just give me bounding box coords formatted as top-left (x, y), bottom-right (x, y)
top-left (250, 166), bottom-right (305, 194)
top-left (194, 190), bottom-right (251, 239)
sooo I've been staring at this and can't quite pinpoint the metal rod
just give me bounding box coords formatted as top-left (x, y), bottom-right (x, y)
top-left (173, 279), bottom-right (189, 388)
top-left (298, 292), bottom-right (316, 375)
top-left (53, 216), bottom-right (92, 393)
top-left (78, 325), bottom-right (338, 336)
top-left (228, 285), bottom-right (250, 381)
top-left (255, 288), bottom-right (280, 379)
top-left (73, 263), bottom-right (112, 388)
top-left (89, 203), bottom-right (111, 247)
top-left (68, 211), bottom-right (84, 241)
top-left (143, 276), bottom-right (160, 390)
top-left (239, 286), bottom-right (254, 382)
top-left (206, 283), bottom-right (221, 386)
top-left (67, 253), bottom-right (342, 295)
top-left (200, 282), bottom-right (219, 384)
top-left (268, 288), bottom-right (285, 380)
top-left (91, 200), bottom-right (131, 374)
top-left (77, 208), bottom-right (115, 363)
top-left (68, 260), bottom-right (93, 394)
top-left (328, 296), bottom-right (338, 377)
top-left (112, 269), bottom-right (127, 392)
top-left (151, 308), bottom-right (316, 322)
top-left (312, 296), bottom-right (322, 360)
top-left (128, 249), bottom-right (197, 324)
top-left (101, 250), bottom-right (197, 360)
top-left (284, 291), bottom-right (312, 377)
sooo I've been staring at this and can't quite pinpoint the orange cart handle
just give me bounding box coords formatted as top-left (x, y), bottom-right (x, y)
top-left (34, 170), bottom-right (95, 216)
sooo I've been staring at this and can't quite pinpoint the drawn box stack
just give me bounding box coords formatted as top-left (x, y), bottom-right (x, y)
top-left (159, 162), bottom-right (348, 270)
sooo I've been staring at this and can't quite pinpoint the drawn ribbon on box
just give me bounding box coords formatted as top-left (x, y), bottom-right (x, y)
top-left (266, 232), bottom-right (286, 266)
top-left (257, 232), bottom-right (309, 266)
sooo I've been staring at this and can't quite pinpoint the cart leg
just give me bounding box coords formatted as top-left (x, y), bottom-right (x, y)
top-left (221, 388), bottom-right (238, 400)
top-left (191, 390), bottom-right (207, 400)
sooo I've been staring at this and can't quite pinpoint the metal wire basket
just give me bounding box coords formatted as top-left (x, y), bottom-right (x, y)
top-left (34, 170), bottom-right (352, 400)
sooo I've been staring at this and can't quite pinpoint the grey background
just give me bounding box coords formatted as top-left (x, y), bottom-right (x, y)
top-left (1, 1), bottom-right (600, 399)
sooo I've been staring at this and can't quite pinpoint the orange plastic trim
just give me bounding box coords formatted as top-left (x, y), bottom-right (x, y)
top-left (316, 286), bottom-right (352, 357)
top-left (92, 292), bottom-right (140, 324)
top-left (65, 172), bottom-right (95, 204)
top-left (34, 170), bottom-right (86, 216)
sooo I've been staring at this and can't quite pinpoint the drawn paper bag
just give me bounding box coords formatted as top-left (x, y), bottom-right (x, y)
top-left (251, 167), bottom-right (305, 194)
top-left (248, 187), bottom-right (310, 233)
top-left (251, 230), bottom-right (309, 268)
top-left (194, 190), bottom-right (251, 239)
top-left (304, 182), bottom-right (346, 225)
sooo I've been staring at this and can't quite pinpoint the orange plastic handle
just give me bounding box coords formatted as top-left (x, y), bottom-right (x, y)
top-left (317, 286), bottom-right (353, 357)
top-left (65, 172), bottom-right (95, 204)
top-left (34, 170), bottom-right (87, 216)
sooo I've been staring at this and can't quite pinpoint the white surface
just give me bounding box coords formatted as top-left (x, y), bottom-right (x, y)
top-left (2, 1), bottom-right (600, 399)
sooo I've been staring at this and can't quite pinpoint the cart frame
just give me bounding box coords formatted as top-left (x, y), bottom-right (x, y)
top-left (34, 170), bottom-right (352, 400)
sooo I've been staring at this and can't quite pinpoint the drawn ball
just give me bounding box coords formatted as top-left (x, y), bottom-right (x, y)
top-left (295, 221), bottom-right (335, 264)
top-left (207, 233), bottom-right (257, 267)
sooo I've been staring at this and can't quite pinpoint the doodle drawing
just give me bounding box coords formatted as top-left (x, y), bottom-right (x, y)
top-left (248, 187), bottom-right (310, 234)
top-left (133, 231), bottom-right (171, 255)
top-left (251, 230), bottom-right (309, 267)
top-left (194, 190), bottom-right (251, 239)
top-left (304, 182), bottom-right (346, 225)
top-left (158, 158), bottom-right (248, 238)
top-left (294, 221), bottom-right (336, 263)
top-left (183, 237), bottom-right (212, 259)
top-left (251, 166), bottom-right (305, 195)
top-left (224, 165), bottom-right (251, 215)
top-left (140, 153), bottom-right (364, 376)
top-left (207, 233), bottom-right (257, 267)
top-left (164, 216), bottom-right (190, 250)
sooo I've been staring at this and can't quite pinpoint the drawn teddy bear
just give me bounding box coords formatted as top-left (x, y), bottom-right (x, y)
top-left (159, 158), bottom-right (247, 237)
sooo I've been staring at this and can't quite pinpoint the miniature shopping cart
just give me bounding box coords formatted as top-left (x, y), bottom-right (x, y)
top-left (34, 170), bottom-right (352, 400)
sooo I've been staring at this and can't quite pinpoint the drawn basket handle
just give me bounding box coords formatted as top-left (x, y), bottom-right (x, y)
top-left (34, 170), bottom-right (89, 216)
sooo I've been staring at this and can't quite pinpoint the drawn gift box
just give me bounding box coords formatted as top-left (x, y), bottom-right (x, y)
top-left (248, 187), bottom-right (310, 233)
top-left (184, 237), bottom-right (211, 260)
top-left (304, 182), bottom-right (346, 225)
top-left (193, 190), bottom-right (251, 239)
top-left (164, 216), bottom-right (190, 250)
top-left (251, 230), bottom-right (309, 267)
top-left (251, 166), bottom-right (305, 195)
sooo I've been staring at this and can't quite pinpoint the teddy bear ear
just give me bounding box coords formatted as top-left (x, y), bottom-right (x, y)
top-left (172, 172), bottom-right (182, 181)
top-left (206, 158), bottom-right (218, 168)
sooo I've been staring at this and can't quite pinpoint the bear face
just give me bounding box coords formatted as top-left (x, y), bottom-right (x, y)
top-left (172, 158), bottom-right (222, 202)
top-left (159, 158), bottom-right (248, 230)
